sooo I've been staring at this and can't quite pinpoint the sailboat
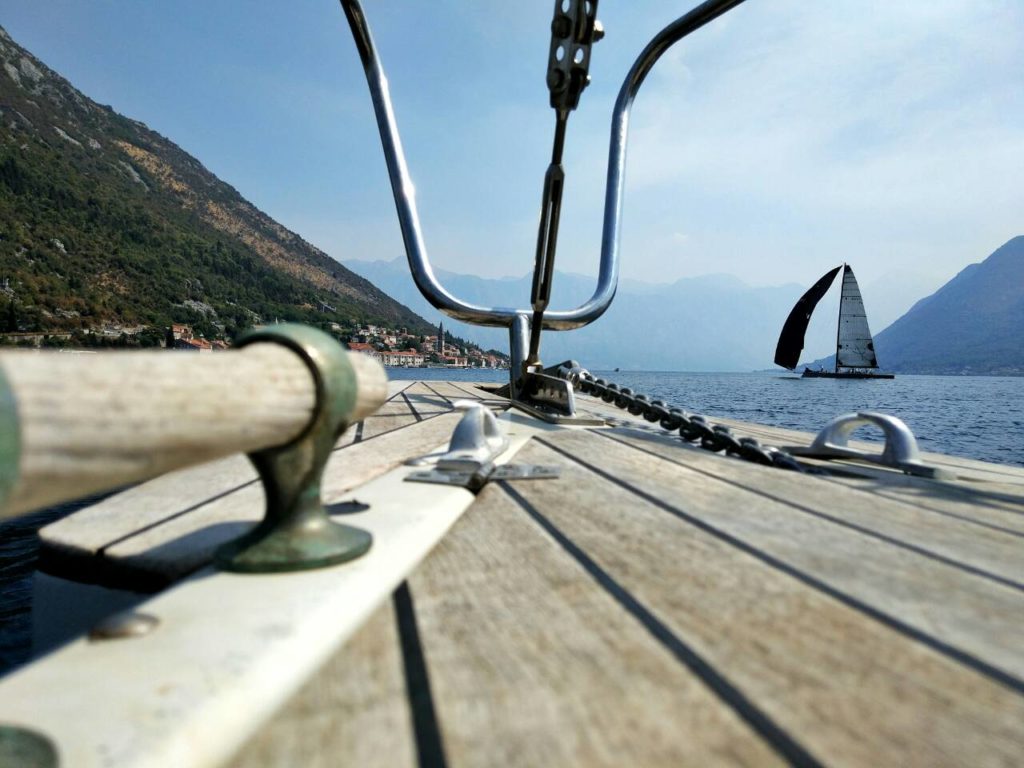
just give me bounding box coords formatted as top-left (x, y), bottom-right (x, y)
top-left (775, 264), bottom-right (895, 379)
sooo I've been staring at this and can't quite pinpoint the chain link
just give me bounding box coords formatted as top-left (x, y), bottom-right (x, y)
top-left (555, 363), bottom-right (807, 472)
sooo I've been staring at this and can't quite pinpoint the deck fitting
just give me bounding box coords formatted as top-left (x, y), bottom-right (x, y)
top-left (788, 411), bottom-right (952, 479)
top-left (214, 324), bottom-right (372, 573)
top-left (88, 610), bottom-right (160, 641)
top-left (0, 725), bottom-right (58, 768)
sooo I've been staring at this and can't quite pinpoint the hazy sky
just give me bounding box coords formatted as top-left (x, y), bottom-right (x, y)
top-left (3, 1), bottom-right (1022, 302)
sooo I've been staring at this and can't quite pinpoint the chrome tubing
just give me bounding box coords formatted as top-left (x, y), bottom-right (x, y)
top-left (338, 0), bottom-right (748, 331)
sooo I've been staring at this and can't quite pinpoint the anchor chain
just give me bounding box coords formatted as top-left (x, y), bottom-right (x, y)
top-left (554, 362), bottom-right (808, 472)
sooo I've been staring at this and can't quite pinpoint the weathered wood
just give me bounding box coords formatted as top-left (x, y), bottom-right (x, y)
top-left (405, 485), bottom-right (786, 767)
top-left (546, 428), bottom-right (1024, 679)
top-left (0, 448), bottom-right (484, 768)
top-left (23, 379), bottom-right (1024, 767)
top-left (415, 380), bottom-right (477, 401)
top-left (585, 395), bottom-right (1024, 485)
top-left (708, 413), bottom-right (1024, 484)
top-left (359, 393), bottom-right (422, 440)
top-left (594, 405), bottom-right (1024, 521)
top-left (824, 474), bottom-right (1024, 536)
top-left (40, 411), bottom-right (466, 588)
top-left (605, 426), bottom-right (1024, 585)
top-left (1, 345), bottom-right (387, 518)
top-left (228, 599), bottom-right (417, 768)
top-left (505, 436), bottom-right (1024, 766)
top-left (401, 382), bottom-right (456, 417)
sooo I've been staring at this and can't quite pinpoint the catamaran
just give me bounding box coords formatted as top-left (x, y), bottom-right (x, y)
top-left (775, 263), bottom-right (895, 379)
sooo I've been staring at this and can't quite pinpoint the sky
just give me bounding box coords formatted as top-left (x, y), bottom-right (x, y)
top-left (2, 0), bottom-right (1022, 312)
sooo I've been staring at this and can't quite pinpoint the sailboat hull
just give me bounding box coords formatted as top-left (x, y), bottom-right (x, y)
top-left (802, 368), bottom-right (895, 379)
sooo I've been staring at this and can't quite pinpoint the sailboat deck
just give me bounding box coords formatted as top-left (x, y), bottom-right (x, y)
top-left (18, 380), bottom-right (1024, 766)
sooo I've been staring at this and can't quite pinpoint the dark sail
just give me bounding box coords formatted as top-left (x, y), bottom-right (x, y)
top-left (773, 265), bottom-right (842, 369)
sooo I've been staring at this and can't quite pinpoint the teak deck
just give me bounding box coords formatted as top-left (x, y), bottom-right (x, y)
top-left (24, 381), bottom-right (1024, 766)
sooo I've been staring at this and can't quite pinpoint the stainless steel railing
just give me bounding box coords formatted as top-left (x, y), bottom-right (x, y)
top-left (338, 0), bottom-right (748, 390)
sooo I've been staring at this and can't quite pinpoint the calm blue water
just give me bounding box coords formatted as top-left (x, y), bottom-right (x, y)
top-left (391, 369), bottom-right (1024, 467)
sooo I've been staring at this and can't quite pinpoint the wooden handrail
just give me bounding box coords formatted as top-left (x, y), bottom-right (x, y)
top-left (0, 331), bottom-right (386, 520)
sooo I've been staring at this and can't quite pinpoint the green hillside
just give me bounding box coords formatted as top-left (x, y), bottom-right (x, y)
top-left (0, 26), bottom-right (432, 346)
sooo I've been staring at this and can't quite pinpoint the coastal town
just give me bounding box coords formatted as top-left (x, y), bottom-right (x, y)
top-left (0, 317), bottom-right (509, 368)
top-left (341, 321), bottom-right (508, 369)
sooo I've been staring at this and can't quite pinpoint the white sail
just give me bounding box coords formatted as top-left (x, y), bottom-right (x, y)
top-left (835, 265), bottom-right (878, 368)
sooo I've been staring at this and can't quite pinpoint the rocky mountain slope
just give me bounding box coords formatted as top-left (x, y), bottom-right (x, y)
top-left (805, 237), bottom-right (1024, 375)
top-left (0, 25), bottom-right (432, 343)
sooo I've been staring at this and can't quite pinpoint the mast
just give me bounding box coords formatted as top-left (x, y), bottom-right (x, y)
top-left (834, 263), bottom-right (844, 372)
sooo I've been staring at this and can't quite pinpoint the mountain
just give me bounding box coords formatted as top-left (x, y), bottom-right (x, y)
top-left (804, 237), bottom-right (1024, 375)
top-left (344, 257), bottom-right (810, 371)
top-left (0, 25), bottom-right (432, 344)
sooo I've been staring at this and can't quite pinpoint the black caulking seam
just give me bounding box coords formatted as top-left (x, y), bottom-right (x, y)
top-left (597, 430), bottom-right (1024, 592)
top-left (421, 381), bottom-right (454, 405)
top-left (539, 436), bottom-right (1024, 696)
top-left (401, 391), bottom-right (424, 422)
top-left (502, 482), bottom-right (823, 768)
top-left (387, 381), bottom-right (417, 402)
top-left (393, 582), bottom-right (449, 768)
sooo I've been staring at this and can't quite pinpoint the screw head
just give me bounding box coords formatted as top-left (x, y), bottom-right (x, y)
top-left (88, 611), bottom-right (159, 641)
top-left (0, 725), bottom-right (58, 768)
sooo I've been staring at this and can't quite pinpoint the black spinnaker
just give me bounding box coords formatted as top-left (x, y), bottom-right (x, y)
top-left (773, 265), bottom-right (842, 370)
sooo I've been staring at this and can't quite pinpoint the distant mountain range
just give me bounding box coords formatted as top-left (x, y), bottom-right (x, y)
top-left (806, 237), bottom-right (1024, 375)
top-left (0, 25), bottom-right (432, 342)
top-left (3, 25), bottom-right (1016, 373)
top-left (345, 258), bottom-right (816, 371)
top-left (349, 238), bottom-right (1022, 375)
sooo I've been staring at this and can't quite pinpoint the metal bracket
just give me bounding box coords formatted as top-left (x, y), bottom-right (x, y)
top-left (512, 371), bottom-right (605, 425)
top-left (405, 402), bottom-right (560, 491)
top-left (214, 324), bottom-right (373, 573)
top-left (407, 462), bottom-right (561, 493)
top-left (439, 400), bottom-right (510, 471)
top-left (546, 0), bottom-right (603, 114)
top-left (786, 411), bottom-right (951, 479)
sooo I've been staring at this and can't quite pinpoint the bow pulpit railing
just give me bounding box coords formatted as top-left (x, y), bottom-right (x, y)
top-left (338, 0), bottom-right (748, 421)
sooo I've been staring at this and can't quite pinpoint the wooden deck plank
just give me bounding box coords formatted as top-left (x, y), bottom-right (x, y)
top-left (601, 413), bottom-right (1024, 521)
top-left (825, 475), bottom-right (1024, 536)
top-left (583, 393), bottom-right (1024, 484)
top-left (228, 599), bottom-right (417, 768)
top-left (400, 381), bottom-right (454, 416)
top-left (359, 393), bottom-right (421, 440)
top-left (417, 380), bottom-right (482, 401)
top-left (404, 485), bottom-right (786, 768)
top-left (42, 412), bottom-right (465, 588)
top-left (505, 436), bottom-right (1024, 767)
top-left (707, 414), bottom-right (1024, 483)
top-left (386, 379), bottom-right (411, 397)
top-left (590, 400), bottom-right (1024, 506)
top-left (605, 427), bottom-right (1024, 585)
top-left (546, 429), bottom-right (1024, 680)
